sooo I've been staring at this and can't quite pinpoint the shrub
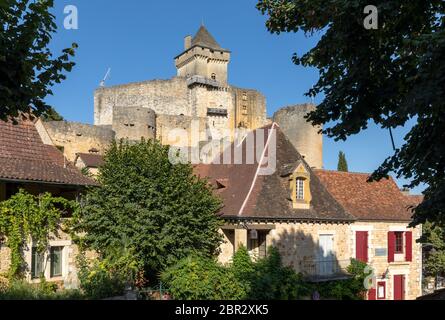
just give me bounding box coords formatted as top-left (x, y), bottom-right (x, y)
top-left (163, 247), bottom-right (311, 300)
top-left (241, 247), bottom-right (310, 300)
top-left (0, 279), bottom-right (83, 300)
top-left (311, 259), bottom-right (369, 300)
top-left (76, 252), bottom-right (128, 300)
top-left (162, 255), bottom-right (246, 300)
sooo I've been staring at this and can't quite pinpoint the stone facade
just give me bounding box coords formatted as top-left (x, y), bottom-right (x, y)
top-left (43, 121), bottom-right (115, 162)
top-left (219, 222), bottom-right (351, 273)
top-left (218, 220), bottom-right (423, 300)
top-left (0, 226), bottom-right (80, 289)
top-left (350, 221), bottom-right (422, 300)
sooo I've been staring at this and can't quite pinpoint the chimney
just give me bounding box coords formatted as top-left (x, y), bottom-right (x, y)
top-left (184, 35), bottom-right (192, 50)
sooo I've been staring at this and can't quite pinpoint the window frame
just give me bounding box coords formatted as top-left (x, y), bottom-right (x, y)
top-left (50, 246), bottom-right (63, 278)
top-left (31, 247), bottom-right (45, 280)
top-left (296, 178), bottom-right (305, 200)
top-left (394, 232), bottom-right (404, 254)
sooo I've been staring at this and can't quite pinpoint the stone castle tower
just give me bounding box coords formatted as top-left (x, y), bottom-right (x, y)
top-left (273, 104), bottom-right (323, 169)
top-left (176, 26), bottom-right (230, 85)
top-left (42, 26), bottom-right (323, 169)
top-left (94, 25), bottom-right (267, 147)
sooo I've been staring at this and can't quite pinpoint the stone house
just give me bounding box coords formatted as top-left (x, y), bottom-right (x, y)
top-left (0, 117), bottom-right (96, 288)
top-left (74, 151), bottom-right (105, 177)
top-left (194, 123), bottom-right (423, 300)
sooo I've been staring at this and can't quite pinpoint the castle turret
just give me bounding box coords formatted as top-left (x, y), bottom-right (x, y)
top-left (273, 104), bottom-right (323, 169)
top-left (174, 25), bottom-right (231, 85)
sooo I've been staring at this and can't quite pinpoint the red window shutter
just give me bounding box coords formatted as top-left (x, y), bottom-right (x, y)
top-left (405, 231), bottom-right (413, 262)
top-left (356, 231), bottom-right (368, 263)
top-left (388, 232), bottom-right (395, 262)
top-left (368, 288), bottom-right (376, 300)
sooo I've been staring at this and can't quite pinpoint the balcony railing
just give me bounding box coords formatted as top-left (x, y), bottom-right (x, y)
top-left (186, 75), bottom-right (222, 88)
top-left (299, 259), bottom-right (351, 282)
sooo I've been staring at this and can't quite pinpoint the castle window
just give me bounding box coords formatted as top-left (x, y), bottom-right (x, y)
top-left (211, 73), bottom-right (216, 80)
top-left (296, 178), bottom-right (305, 200)
top-left (242, 93), bottom-right (248, 101)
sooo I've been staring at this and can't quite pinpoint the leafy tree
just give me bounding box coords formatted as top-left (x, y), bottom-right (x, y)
top-left (337, 151), bottom-right (349, 172)
top-left (0, 0), bottom-right (77, 121)
top-left (0, 190), bottom-right (76, 278)
top-left (421, 222), bottom-right (445, 278)
top-left (40, 107), bottom-right (64, 122)
top-left (256, 0), bottom-right (445, 226)
top-left (69, 139), bottom-right (223, 282)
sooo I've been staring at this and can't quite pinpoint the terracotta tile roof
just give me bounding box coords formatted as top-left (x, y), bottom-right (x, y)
top-left (315, 170), bottom-right (414, 221)
top-left (194, 124), bottom-right (354, 222)
top-left (404, 194), bottom-right (424, 208)
top-left (0, 118), bottom-right (97, 186)
top-left (76, 153), bottom-right (104, 168)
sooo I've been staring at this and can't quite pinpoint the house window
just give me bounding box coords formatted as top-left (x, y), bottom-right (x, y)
top-left (50, 246), bottom-right (63, 278)
top-left (31, 248), bottom-right (44, 279)
top-left (248, 230), bottom-right (268, 259)
top-left (395, 232), bottom-right (404, 254)
top-left (296, 178), bottom-right (305, 200)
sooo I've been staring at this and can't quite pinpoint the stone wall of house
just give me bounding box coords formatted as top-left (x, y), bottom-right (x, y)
top-left (0, 226), bottom-right (94, 289)
top-left (0, 245), bottom-right (11, 274)
top-left (218, 221), bottom-right (351, 273)
top-left (43, 121), bottom-right (115, 162)
top-left (269, 222), bottom-right (351, 273)
top-left (273, 104), bottom-right (323, 169)
top-left (350, 221), bottom-right (423, 300)
top-left (218, 220), bottom-right (423, 300)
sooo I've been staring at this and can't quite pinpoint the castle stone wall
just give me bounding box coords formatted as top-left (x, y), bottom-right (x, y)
top-left (112, 106), bottom-right (156, 141)
top-left (94, 77), bottom-right (191, 126)
top-left (274, 104), bottom-right (323, 169)
top-left (43, 121), bottom-right (115, 162)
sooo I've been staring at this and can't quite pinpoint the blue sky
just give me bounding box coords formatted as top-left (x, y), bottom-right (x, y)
top-left (46, 0), bottom-right (424, 194)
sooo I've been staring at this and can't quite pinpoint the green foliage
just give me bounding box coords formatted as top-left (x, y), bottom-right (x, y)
top-left (76, 251), bottom-right (129, 300)
top-left (0, 190), bottom-right (77, 278)
top-left (80, 167), bottom-right (93, 178)
top-left (162, 255), bottom-right (246, 300)
top-left (40, 107), bottom-right (64, 121)
top-left (0, 278), bottom-right (83, 300)
top-left (242, 247), bottom-right (310, 300)
top-left (69, 139), bottom-right (223, 282)
top-left (0, 0), bottom-right (77, 120)
top-left (256, 0), bottom-right (445, 226)
top-left (337, 151), bottom-right (349, 172)
top-left (312, 259), bottom-right (369, 300)
top-left (421, 222), bottom-right (445, 277)
top-left (163, 247), bottom-right (311, 300)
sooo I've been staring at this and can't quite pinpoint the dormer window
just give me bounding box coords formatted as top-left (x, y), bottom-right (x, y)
top-left (289, 163), bottom-right (312, 210)
top-left (296, 178), bottom-right (305, 200)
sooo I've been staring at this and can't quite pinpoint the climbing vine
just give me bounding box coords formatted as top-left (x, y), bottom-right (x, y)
top-left (0, 190), bottom-right (77, 279)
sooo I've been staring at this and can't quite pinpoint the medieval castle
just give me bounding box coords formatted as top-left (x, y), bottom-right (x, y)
top-left (42, 26), bottom-right (323, 169)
